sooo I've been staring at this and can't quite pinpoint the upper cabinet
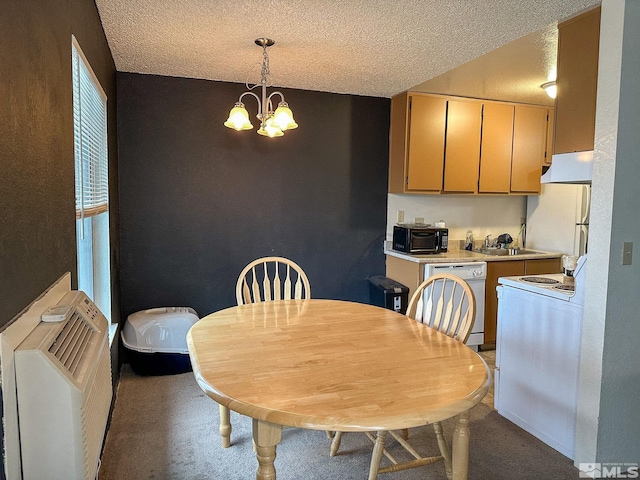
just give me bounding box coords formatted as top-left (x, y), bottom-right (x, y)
top-left (389, 92), bottom-right (552, 195)
top-left (553, 7), bottom-right (601, 154)
top-left (511, 105), bottom-right (550, 193)
top-left (444, 99), bottom-right (483, 193)
top-left (402, 95), bottom-right (447, 192)
top-left (479, 103), bottom-right (514, 193)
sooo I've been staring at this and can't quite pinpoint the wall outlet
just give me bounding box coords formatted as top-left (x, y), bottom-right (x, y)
top-left (397, 210), bottom-right (404, 223)
top-left (414, 217), bottom-right (425, 224)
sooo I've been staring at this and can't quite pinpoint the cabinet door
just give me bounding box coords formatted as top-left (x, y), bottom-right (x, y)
top-left (479, 103), bottom-right (514, 193)
top-left (388, 93), bottom-right (410, 193)
top-left (485, 260), bottom-right (525, 344)
top-left (511, 106), bottom-right (548, 194)
top-left (525, 258), bottom-right (562, 275)
top-left (443, 99), bottom-right (482, 193)
top-left (554, 7), bottom-right (600, 154)
top-left (545, 109), bottom-right (554, 166)
top-left (406, 95), bottom-right (447, 192)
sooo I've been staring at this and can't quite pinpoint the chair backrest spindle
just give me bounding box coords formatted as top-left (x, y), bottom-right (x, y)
top-left (251, 266), bottom-right (261, 302)
top-left (273, 261), bottom-right (282, 300)
top-left (406, 273), bottom-right (475, 343)
top-left (236, 257), bottom-right (310, 306)
top-left (262, 261), bottom-right (272, 301)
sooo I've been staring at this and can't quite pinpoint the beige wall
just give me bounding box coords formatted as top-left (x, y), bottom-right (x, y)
top-left (386, 194), bottom-right (526, 246)
top-left (576, 0), bottom-right (640, 466)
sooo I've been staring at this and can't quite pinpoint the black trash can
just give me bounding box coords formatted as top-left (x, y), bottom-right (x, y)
top-left (368, 275), bottom-right (409, 314)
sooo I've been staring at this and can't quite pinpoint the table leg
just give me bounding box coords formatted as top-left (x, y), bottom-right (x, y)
top-left (451, 410), bottom-right (470, 480)
top-left (368, 430), bottom-right (387, 480)
top-left (219, 404), bottom-right (231, 448)
top-left (252, 419), bottom-right (282, 480)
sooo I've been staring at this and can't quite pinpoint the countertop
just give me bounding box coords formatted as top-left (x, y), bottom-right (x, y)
top-left (383, 242), bottom-right (563, 264)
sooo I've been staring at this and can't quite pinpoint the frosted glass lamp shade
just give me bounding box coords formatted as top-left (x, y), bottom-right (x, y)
top-left (224, 103), bottom-right (253, 130)
top-left (273, 102), bottom-right (298, 131)
top-left (257, 118), bottom-right (284, 137)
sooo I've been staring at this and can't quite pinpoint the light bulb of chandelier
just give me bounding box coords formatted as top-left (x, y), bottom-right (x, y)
top-left (272, 102), bottom-right (298, 131)
top-left (224, 102), bottom-right (253, 130)
top-left (257, 117), bottom-right (284, 137)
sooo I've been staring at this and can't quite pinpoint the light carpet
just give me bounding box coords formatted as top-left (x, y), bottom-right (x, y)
top-left (98, 364), bottom-right (579, 479)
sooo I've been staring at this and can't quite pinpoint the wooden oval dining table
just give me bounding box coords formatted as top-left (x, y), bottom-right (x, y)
top-left (187, 299), bottom-right (491, 480)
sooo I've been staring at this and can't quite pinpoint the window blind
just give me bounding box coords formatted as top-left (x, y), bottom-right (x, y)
top-left (72, 42), bottom-right (108, 220)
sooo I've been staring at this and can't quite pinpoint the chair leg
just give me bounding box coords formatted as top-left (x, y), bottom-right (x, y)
top-left (219, 404), bottom-right (232, 448)
top-left (330, 431), bottom-right (343, 456)
top-left (368, 430), bottom-right (387, 480)
top-left (433, 421), bottom-right (452, 479)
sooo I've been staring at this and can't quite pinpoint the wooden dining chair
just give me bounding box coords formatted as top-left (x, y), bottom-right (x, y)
top-left (330, 273), bottom-right (476, 479)
top-left (236, 256), bottom-right (310, 305)
top-left (217, 256), bottom-right (311, 448)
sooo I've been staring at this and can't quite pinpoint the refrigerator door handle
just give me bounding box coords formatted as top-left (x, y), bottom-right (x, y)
top-left (574, 223), bottom-right (589, 256)
top-left (578, 185), bottom-right (591, 225)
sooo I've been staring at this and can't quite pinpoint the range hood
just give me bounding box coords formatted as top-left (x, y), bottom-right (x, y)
top-left (541, 151), bottom-right (593, 184)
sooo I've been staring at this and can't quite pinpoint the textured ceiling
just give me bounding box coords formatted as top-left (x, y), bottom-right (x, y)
top-left (95, 0), bottom-right (600, 99)
top-left (413, 24), bottom-right (560, 106)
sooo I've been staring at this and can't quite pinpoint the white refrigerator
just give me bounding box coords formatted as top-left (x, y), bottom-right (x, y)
top-left (525, 184), bottom-right (590, 256)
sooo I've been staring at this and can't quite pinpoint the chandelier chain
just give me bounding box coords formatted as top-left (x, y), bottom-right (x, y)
top-left (261, 45), bottom-right (270, 84)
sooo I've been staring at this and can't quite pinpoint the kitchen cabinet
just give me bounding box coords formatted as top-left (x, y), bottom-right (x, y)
top-left (443, 99), bottom-right (482, 193)
top-left (524, 258), bottom-right (562, 275)
top-left (385, 255), bottom-right (422, 300)
top-left (390, 92), bottom-right (551, 195)
top-left (511, 105), bottom-right (550, 194)
top-left (544, 112), bottom-right (554, 166)
top-left (389, 92), bottom-right (446, 193)
top-left (553, 7), bottom-right (600, 154)
top-left (484, 257), bottom-right (561, 344)
top-left (478, 103), bottom-right (514, 193)
top-left (479, 104), bottom-right (551, 194)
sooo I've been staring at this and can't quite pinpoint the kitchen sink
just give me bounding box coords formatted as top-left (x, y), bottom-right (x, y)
top-left (476, 248), bottom-right (540, 256)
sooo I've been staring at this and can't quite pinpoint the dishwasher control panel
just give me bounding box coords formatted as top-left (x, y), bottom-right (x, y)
top-left (425, 261), bottom-right (487, 280)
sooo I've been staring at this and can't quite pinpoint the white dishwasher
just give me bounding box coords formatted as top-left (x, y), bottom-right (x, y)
top-left (423, 262), bottom-right (486, 349)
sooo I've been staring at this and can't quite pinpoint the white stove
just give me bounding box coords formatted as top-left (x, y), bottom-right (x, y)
top-left (498, 255), bottom-right (587, 305)
top-left (494, 255), bottom-right (588, 459)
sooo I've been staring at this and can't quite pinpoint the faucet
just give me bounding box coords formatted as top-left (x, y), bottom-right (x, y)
top-left (485, 234), bottom-right (492, 248)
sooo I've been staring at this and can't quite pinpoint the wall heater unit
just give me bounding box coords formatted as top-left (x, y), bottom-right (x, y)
top-left (15, 290), bottom-right (113, 480)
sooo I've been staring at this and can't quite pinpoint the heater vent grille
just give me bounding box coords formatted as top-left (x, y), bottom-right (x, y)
top-left (48, 311), bottom-right (97, 379)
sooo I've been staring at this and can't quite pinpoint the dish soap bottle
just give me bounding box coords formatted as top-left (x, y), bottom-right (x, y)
top-left (465, 231), bottom-right (474, 251)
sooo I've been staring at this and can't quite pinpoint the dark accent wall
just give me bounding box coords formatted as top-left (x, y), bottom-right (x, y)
top-left (0, 0), bottom-right (119, 328)
top-left (117, 73), bottom-right (390, 318)
top-left (0, 0), bottom-right (118, 477)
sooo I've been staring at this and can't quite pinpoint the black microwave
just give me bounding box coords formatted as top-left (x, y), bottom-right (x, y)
top-left (392, 225), bottom-right (448, 254)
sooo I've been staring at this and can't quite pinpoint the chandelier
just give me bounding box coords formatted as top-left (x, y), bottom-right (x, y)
top-left (224, 38), bottom-right (298, 138)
